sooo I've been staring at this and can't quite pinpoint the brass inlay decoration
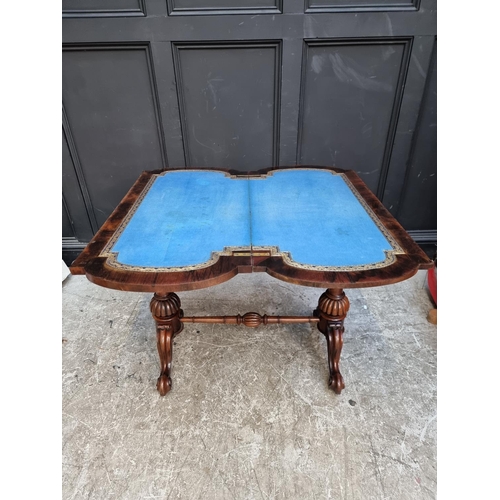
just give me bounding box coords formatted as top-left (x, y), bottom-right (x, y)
top-left (100, 169), bottom-right (405, 273)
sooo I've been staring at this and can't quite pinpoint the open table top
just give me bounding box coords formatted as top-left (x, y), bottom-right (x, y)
top-left (71, 167), bottom-right (432, 292)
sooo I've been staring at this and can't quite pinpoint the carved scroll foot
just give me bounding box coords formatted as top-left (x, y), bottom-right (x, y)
top-left (326, 323), bottom-right (345, 394)
top-left (314, 288), bottom-right (350, 394)
top-left (156, 325), bottom-right (173, 396)
top-left (150, 293), bottom-right (183, 396)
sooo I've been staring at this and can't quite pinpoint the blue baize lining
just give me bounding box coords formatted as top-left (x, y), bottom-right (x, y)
top-left (110, 169), bottom-right (395, 269)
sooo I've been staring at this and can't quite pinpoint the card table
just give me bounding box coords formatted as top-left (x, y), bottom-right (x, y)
top-left (70, 167), bottom-right (432, 396)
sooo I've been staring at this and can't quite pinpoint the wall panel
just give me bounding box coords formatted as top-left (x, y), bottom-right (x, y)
top-left (173, 42), bottom-right (281, 170)
top-left (62, 45), bottom-right (167, 226)
top-left (298, 39), bottom-right (411, 195)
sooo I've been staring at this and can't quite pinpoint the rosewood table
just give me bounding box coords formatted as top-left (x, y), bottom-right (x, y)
top-left (70, 167), bottom-right (432, 396)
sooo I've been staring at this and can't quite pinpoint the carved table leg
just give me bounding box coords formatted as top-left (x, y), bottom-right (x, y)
top-left (150, 293), bottom-right (183, 396)
top-left (314, 288), bottom-right (350, 394)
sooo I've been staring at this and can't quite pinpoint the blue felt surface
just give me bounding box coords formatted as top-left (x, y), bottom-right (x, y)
top-left (110, 169), bottom-right (395, 268)
top-left (111, 171), bottom-right (250, 267)
top-left (250, 170), bottom-right (393, 266)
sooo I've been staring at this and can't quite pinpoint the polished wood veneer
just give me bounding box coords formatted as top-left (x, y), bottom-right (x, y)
top-left (70, 166), bottom-right (432, 395)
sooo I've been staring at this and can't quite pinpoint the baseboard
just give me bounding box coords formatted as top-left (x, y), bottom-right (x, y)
top-left (408, 230), bottom-right (437, 244)
top-left (407, 230), bottom-right (437, 260)
top-left (62, 237), bottom-right (87, 267)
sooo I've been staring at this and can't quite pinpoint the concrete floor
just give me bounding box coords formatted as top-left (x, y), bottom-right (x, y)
top-left (62, 270), bottom-right (436, 500)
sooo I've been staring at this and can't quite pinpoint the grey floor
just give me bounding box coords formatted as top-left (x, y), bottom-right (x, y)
top-left (62, 270), bottom-right (437, 500)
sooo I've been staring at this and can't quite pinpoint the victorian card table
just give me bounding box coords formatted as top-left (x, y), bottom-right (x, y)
top-left (70, 167), bottom-right (432, 396)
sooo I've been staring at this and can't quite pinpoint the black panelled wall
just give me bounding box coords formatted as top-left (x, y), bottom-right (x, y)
top-left (62, 0), bottom-right (436, 264)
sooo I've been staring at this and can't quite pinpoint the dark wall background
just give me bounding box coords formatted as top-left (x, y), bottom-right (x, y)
top-left (62, 0), bottom-right (437, 265)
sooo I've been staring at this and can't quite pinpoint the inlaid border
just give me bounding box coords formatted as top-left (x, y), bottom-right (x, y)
top-left (100, 169), bottom-right (404, 272)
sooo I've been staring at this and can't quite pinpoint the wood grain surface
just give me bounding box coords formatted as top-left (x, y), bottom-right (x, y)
top-left (70, 166), bottom-right (432, 292)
